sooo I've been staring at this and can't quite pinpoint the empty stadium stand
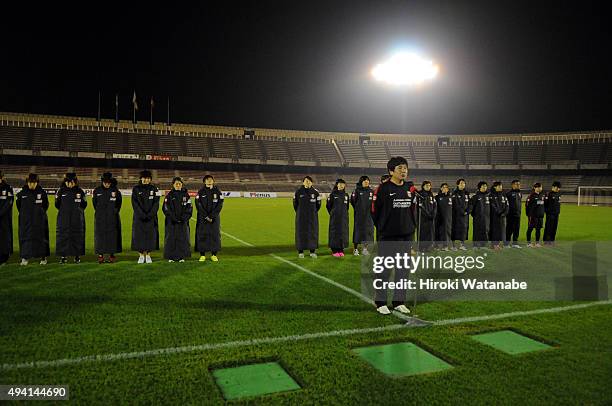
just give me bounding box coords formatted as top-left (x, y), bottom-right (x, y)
top-left (1, 112), bottom-right (611, 198)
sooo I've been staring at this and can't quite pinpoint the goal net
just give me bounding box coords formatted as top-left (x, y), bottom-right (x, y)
top-left (577, 186), bottom-right (612, 206)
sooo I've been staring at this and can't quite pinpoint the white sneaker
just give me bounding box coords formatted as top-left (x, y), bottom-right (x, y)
top-left (138, 255), bottom-right (145, 264)
top-left (179, 259), bottom-right (185, 263)
top-left (512, 244), bottom-right (522, 249)
top-left (40, 258), bottom-right (47, 265)
top-left (451, 246), bottom-right (458, 251)
top-left (353, 249), bottom-right (360, 256)
top-left (20, 258), bottom-right (28, 266)
top-left (527, 243), bottom-right (534, 248)
top-left (394, 304), bottom-right (411, 314)
top-left (362, 248), bottom-right (370, 256)
top-left (310, 253), bottom-right (317, 258)
top-left (459, 245), bottom-right (468, 251)
top-left (168, 259), bottom-right (174, 263)
top-left (298, 253), bottom-right (305, 258)
top-left (376, 305), bottom-right (391, 315)
top-left (145, 255), bottom-right (153, 263)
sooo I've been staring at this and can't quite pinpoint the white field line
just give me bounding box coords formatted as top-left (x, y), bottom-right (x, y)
top-left (220, 229), bottom-right (413, 322)
top-left (2, 300), bottom-right (610, 371)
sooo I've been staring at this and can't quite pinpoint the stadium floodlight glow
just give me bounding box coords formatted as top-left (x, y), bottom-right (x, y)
top-left (371, 52), bottom-right (439, 86)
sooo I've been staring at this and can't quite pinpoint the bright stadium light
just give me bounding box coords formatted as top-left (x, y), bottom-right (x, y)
top-left (371, 52), bottom-right (439, 86)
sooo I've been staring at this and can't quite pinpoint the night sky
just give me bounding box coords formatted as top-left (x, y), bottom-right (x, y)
top-left (1, 1), bottom-right (611, 135)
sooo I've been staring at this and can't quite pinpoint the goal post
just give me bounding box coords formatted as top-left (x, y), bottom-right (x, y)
top-left (577, 186), bottom-right (612, 206)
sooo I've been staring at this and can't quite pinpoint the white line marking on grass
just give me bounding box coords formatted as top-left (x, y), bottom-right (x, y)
top-left (2, 300), bottom-right (610, 371)
top-left (431, 300), bottom-right (612, 326)
top-left (0, 324), bottom-right (407, 371)
top-left (220, 230), bottom-right (414, 322)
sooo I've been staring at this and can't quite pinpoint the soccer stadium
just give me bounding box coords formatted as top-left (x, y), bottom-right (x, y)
top-left (1, 2), bottom-right (612, 405)
top-left (1, 111), bottom-right (611, 403)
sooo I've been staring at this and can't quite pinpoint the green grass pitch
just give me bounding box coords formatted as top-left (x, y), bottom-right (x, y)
top-left (1, 197), bottom-right (611, 404)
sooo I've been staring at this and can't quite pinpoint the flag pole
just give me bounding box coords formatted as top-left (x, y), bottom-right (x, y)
top-left (115, 93), bottom-right (119, 124)
top-left (97, 91), bottom-right (101, 122)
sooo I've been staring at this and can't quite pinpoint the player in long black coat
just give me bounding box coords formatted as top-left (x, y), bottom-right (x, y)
top-left (505, 179), bottom-right (522, 248)
top-left (326, 179), bottom-right (350, 256)
top-left (526, 183), bottom-right (545, 247)
top-left (350, 175), bottom-right (374, 256)
top-left (451, 178), bottom-right (470, 250)
top-left (469, 181), bottom-right (490, 248)
top-left (489, 181), bottom-right (509, 250)
top-left (195, 175), bottom-right (224, 261)
top-left (16, 174), bottom-right (50, 265)
top-left (163, 177), bottom-right (193, 262)
top-left (435, 183), bottom-right (453, 250)
top-left (543, 181), bottom-right (562, 245)
top-left (55, 173), bottom-right (87, 263)
top-left (92, 173), bottom-right (122, 263)
top-left (0, 171), bottom-right (14, 265)
top-left (417, 181), bottom-right (437, 252)
top-left (293, 176), bottom-right (321, 258)
top-left (131, 170), bottom-right (160, 263)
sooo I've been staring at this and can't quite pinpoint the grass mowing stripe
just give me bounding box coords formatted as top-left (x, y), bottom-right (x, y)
top-left (431, 300), bottom-right (612, 326)
top-left (0, 324), bottom-right (407, 371)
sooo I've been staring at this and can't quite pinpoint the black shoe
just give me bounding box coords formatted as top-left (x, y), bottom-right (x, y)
top-left (74, 256), bottom-right (81, 264)
top-left (59, 257), bottom-right (68, 264)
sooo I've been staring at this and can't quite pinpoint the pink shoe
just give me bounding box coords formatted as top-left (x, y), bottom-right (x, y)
top-left (339, 252), bottom-right (345, 257)
top-left (332, 252), bottom-right (342, 257)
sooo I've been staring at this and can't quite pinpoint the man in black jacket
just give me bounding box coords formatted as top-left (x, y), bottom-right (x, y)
top-left (489, 181), bottom-right (509, 250)
top-left (92, 172), bottom-right (122, 263)
top-left (16, 174), bottom-right (50, 265)
top-left (55, 173), bottom-right (87, 264)
top-left (451, 179), bottom-right (470, 251)
top-left (351, 176), bottom-right (374, 256)
top-left (469, 181), bottom-right (490, 249)
top-left (370, 157), bottom-right (416, 316)
top-left (544, 181), bottom-right (562, 246)
top-left (131, 170), bottom-right (160, 263)
top-left (0, 171), bottom-right (14, 265)
top-left (526, 183), bottom-right (545, 247)
top-left (505, 179), bottom-right (522, 248)
top-left (293, 176), bottom-right (321, 258)
top-left (195, 175), bottom-right (224, 261)
top-left (417, 180), bottom-right (437, 253)
top-left (435, 183), bottom-right (453, 251)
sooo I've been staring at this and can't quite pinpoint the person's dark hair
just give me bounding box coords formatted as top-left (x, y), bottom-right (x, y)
top-left (380, 174), bottom-right (391, 183)
top-left (26, 173), bottom-right (39, 183)
top-left (387, 156), bottom-right (408, 173)
top-left (172, 176), bottom-right (184, 185)
top-left (303, 175), bottom-right (313, 183)
top-left (358, 175), bottom-right (370, 187)
top-left (333, 178), bottom-right (346, 191)
top-left (492, 181), bottom-right (502, 189)
top-left (440, 182), bottom-right (449, 189)
top-left (101, 172), bottom-right (113, 183)
top-left (533, 182), bottom-right (542, 189)
top-left (552, 181), bottom-right (561, 188)
top-left (477, 181), bottom-right (488, 190)
top-left (511, 179), bottom-right (520, 184)
top-left (140, 170), bottom-right (152, 179)
top-left (63, 172), bottom-right (78, 186)
top-left (456, 178), bottom-right (466, 185)
top-left (421, 180), bottom-right (432, 188)
top-left (203, 174), bottom-right (214, 182)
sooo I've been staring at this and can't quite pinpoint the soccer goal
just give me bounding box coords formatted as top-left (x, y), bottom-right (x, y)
top-left (577, 186), bottom-right (612, 206)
